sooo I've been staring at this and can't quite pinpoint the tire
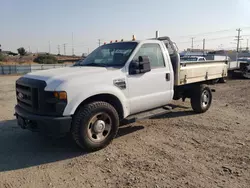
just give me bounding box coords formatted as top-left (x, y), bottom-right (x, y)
top-left (242, 66), bottom-right (250, 79)
top-left (191, 85), bottom-right (212, 113)
top-left (71, 101), bottom-right (119, 151)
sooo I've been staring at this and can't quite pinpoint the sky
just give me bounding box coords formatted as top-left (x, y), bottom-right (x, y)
top-left (1, 0), bottom-right (250, 55)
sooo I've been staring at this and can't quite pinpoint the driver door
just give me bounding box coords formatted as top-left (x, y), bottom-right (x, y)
top-left (127, 43), bottom-right (173, 114)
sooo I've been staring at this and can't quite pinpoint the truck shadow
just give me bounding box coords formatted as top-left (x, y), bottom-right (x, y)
top-left (0, 119), bottom-right (84, 172)
top-left (150, 110), bottom-right (195, 119)
top-left (0, 119), bottom-right (145, 172)
top-left (0, 109), bottom-right (193, 172)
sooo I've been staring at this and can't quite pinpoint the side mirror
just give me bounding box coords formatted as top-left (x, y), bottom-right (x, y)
top-left (129, 56), bottom-right (151, 75)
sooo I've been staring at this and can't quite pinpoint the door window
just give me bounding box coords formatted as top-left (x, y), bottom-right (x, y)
top-left (133, 44), bottom-right (165, 68)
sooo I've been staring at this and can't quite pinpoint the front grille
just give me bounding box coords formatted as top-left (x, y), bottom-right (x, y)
top-left (15, 77), bottom-right (67, 116)
top-left (16, 77), bottom-right (46, 114)
top-left (16, 83), bottom-right (33, 109)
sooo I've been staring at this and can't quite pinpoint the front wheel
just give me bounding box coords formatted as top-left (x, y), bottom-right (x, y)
top-left (191, 85), bottom-right (212, 113)
top-left (71, 101), bottom-right (119, 151)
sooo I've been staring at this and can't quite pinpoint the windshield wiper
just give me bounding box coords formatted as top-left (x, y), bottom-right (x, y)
top-left (79, 63), bottom-right (107, 67)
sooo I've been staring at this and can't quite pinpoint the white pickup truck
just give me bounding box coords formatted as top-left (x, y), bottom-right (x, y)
top-left (14, 36), bottom-right (228, 151)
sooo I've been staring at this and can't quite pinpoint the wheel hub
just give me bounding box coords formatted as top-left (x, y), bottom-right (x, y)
top-left (87, 112), bottom-right (112, 143)
top-left (202, 90), bottom-right (210, 107)
top-left (93, 120), bottom-right (105, 133)
top-left (203, 94), bottom-right (208, 102)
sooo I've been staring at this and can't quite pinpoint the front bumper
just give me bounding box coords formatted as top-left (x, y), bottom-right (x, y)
top-left (14, 105), bottom-right (72, 136)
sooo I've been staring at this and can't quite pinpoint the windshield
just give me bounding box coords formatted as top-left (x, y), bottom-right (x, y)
top-left (75, 42), bottom-right (138, 67)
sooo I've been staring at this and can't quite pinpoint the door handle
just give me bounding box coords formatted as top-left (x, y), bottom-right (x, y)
top-left (165, 73), bottom-right (170, 81)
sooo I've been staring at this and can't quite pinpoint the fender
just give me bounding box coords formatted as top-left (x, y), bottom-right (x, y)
top-left (62, 84), bottom-right (130, 117)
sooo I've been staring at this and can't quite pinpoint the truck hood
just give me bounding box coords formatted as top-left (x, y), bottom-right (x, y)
top-left (24, 66), bottom-right (118, 89)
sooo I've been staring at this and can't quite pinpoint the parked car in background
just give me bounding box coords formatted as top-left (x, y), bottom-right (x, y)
top-left (180, 56), bottom-right (206, 62)
top-left (237, 57), bottom-right (250, 79)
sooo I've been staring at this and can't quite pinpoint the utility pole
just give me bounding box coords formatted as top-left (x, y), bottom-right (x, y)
top-left (247, 39), bottom-right (249, 51)
top-left (191, 37), bottom-right (194, 51)
top-left (63, 43), bottom-right (66, 55)
top-left (48, 41), bottom-right (51, 54)
top-left (98, 39), bottom-right (101, 47)
top-left (72, 32), bottom-right (74, 56)
top-left (57, 45), bottom-right (60, 55)
top-left (235, 28), bottom-right (243, 52)
top-left (203, 39), bottom-right (205, 56)
top-left (28, 46), bottom-right (31, 53)
top-left (235, 28), bottom-right (243, 64)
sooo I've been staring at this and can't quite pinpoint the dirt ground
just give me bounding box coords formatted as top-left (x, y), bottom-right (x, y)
top-left (0, 76), bottom-right (249, 188)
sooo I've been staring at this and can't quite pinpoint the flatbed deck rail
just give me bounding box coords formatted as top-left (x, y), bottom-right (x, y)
top-left (176, 60), bottom-right (228, 85)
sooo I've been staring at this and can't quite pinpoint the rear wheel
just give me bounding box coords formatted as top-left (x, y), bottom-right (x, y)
top-left (191, 85), bottom-right (212, 113)
top-left (242, 66), bottom-right (250, 79)
top-left (71, 101), bottom-right (119, 151)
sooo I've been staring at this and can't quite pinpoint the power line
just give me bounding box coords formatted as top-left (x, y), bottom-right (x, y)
top-left (176, 27), bottom-right (250, 39)
top-left (177, 29), bottom-right (233, 38)
top-left (177, 35), bottom-right (235, 44)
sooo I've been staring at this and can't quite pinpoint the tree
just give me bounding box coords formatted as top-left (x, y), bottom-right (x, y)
top-left (0, 53), bottom-right (6, 61)
top-left (17, 47), bottom-right (26, 56)
top-left (34, 54), bottom-right (58, 64)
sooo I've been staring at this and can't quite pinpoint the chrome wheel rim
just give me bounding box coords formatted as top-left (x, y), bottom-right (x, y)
top-left (201, 90), bottom-right (210, 108)
top-left (87, 112), bottom-right (112, 143)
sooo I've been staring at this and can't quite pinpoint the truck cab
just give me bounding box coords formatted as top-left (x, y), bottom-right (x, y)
top-left (14, 36), bottom-right (227, 151)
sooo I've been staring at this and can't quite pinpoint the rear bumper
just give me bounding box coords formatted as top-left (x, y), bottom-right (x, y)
top-left (14, 105), bottom-right (72, 136)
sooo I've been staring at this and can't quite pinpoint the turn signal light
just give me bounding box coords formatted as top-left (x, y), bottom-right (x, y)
top-left (54, 91), bottom-right (67, 100)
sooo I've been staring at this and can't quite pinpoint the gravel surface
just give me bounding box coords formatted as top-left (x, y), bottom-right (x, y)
top-left (0, 76), bottom-right (249, 188)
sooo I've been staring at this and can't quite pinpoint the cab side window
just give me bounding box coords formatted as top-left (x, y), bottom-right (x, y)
top-left (133, 44), bottom-right (165, 68)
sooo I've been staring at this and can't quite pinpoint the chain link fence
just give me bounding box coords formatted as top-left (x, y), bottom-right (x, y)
top-left (0, 64), bottom-right (72, 75)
